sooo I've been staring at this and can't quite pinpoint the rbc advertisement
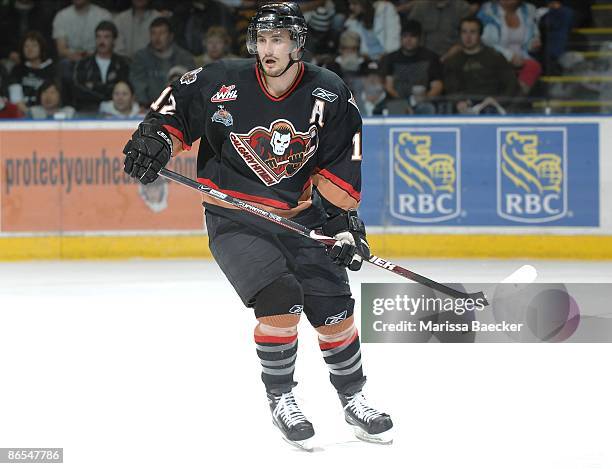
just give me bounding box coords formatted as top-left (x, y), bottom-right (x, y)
top-left (360, 123), bottom-right (599, 227)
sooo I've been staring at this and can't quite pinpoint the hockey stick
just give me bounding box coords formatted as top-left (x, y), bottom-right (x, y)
top-left (159, 168), bottom-right (490, 305)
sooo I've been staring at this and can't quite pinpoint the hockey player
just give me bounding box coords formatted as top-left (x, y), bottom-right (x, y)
top-left (122, 2), bottom-right (393, 450)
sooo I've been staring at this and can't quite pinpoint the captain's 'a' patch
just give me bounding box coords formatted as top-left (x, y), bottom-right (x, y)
top-left (312, 87), bottom-right (338, 103)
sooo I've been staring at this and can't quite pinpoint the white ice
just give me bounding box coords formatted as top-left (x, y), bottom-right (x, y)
top-left (0, 259), bottom-right (611, 469)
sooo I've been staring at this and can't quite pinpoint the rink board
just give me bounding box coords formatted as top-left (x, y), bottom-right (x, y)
top-left (0, 117), bottom-right (610, 260)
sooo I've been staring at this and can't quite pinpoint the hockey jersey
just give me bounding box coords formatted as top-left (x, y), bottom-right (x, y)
top-left (146, 58), bottom-right (363, 223)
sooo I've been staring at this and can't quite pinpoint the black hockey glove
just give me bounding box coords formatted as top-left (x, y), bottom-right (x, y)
top-left (322, 209), bottom-right (370, 271)
top-left (123, 121), bottom-right (173, 184)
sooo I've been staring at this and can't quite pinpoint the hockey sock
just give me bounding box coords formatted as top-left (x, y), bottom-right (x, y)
top-left (254, 315), bottom-right (299, 394)
top-left (317, 316), bottom-right (365, 394)
top-left (254, 275), bottom-right (304, 394)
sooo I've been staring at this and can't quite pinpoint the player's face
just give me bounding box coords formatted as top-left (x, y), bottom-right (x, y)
top-left (256, 29), bottom-right (295, 77)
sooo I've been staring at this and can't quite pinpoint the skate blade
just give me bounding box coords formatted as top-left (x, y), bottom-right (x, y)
top-left (352, 426), bottom-right (394, 445)
top-left (281, 435), bottom-right (315, 452)
top-left (272, 419), bottom-right (315, 452)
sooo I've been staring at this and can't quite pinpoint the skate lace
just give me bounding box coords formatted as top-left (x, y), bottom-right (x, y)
top-left (273, 392), bottom-right (308, 427)
top-left (345, 392), bottom-right (384, 423)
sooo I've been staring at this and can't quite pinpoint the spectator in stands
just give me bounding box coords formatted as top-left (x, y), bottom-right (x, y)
top-left (96, 1), bottom-right (132, 11)
top-left (0, 64), bottom-right (23, 118)
top-left (0, 63), bottom-right (8, 98)
top-left (29, 81), bottom-right (75, 119)
top-left (335, 31), bottom-right (366, 73)
top-left (344, 0), bottom-right (401, 59)
top-left (0, 0), bottom-right (58, 66)
top-left (382, 20), bottom-right (443, 112)
top-left (53, 0), bottom-right (112, 106)
top-left (195, 26), bottom-right (235, 67)
top-left (99, 80), bottom-right (142, 118)
top-left (130, 17), bottom-right (195, 107)
top-left (114, 0), bottom-right (162, 58)
top-left (0, 97), bottom-right (23, 119)
top-left (171, 1), bottom-right (235, 57)
top-left (355, 60), bottom-right (389, 116)
top-left (167, 65), bottom-right (188, 84)
top-left (53, 0), bottom-right (112, 61)
top-left (478, 0), bottom-right (542, 94)
top-left (409, 0), bottom-right (472, 61)
top-left (305, 1), bottom-right (337, 55)
top-left (396, 0), bottom-right (480, 20)
top-left (559, 0), bottom-right (591, 28)
top-left (73, 21), bottom-right (131, 112)
top-left (531, 0), bottom-right (575, 73)
top-left (444, 17), bottom-right (518, 113)
top-left (334, 30), bottom-right (366, 92)
top-left (8, 31), bottom-right (57, 115)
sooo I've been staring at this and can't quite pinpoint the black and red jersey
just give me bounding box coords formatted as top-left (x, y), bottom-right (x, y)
top-left (146, 58), bottom-right (363, 222)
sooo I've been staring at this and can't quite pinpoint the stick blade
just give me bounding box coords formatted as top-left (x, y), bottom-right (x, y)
top-left (501, 264), bottom-right (538, 284)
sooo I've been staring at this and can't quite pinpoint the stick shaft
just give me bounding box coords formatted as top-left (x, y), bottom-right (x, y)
top-left (159, 168), bottom-right (489, 305)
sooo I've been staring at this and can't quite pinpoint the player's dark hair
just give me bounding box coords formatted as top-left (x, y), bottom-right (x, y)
top-left (150, 16), bottom-right (173, 34)
top-left (460, 16), bottom-right (484, 36)
top-left (19, 30), bottom-right (49, 63)
top-left (95, 20), bottom-right (118, 39)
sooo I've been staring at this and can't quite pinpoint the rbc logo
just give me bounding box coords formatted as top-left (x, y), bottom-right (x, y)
top-left (390, 129), bottom-right (460, 222)
top-left (497, 129), bottom-right (567, 223)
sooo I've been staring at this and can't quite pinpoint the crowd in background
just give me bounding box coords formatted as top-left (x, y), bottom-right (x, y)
top-left (0, 0), bottom-right (596, 119)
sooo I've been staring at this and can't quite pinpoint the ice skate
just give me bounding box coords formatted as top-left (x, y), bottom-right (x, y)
top-left (339, 391), bottom-right (393, 444)
top-left (268, 390), bottom-right (315, 451)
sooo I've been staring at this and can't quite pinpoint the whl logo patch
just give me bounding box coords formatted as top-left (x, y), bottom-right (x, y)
top-left (211, 84), bottom-right (238, 103)
top-left (230, 119), bottom-right (319, 186)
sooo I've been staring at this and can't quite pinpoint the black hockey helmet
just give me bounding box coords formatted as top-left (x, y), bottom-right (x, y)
top-left (246, 2), bottom-right (308, 55)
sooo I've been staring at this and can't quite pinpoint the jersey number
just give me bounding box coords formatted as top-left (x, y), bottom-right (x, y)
top-left (151, 86), bottom-right (176, 115)
top-left (351, 132), bottom-right (362, 161)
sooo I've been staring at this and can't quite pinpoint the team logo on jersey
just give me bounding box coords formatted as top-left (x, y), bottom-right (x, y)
top-left (324, 310), bottom-right (348, 325)
top-left (180, 67), bottom-right (203, 85)
top-left (497, 128), bottom-right (567, 223)
top-left (390, 129), bottom-right (461, 223)
top-left (211, 105), bottom-right (233, 127)
top-left (230, 119), bottom-right (319, 186)
top-left (211, 84), bottom-right (238, 103)
top-left (312, 87), bottom-right (338, 103)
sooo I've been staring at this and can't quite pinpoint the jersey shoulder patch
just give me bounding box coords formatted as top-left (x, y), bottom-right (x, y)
top-left (180, 67), bottom-right (203, 85)
top-left (312, 87), bottom-right (338, 103)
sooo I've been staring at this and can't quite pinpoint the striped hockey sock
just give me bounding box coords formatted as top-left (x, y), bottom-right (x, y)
top-left (319, 327), bottom-right (364, 393)
top-left (255, 332), bottom-right (298, 394)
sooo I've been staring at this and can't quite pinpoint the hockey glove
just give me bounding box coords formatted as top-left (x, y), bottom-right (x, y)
top-left (123, 121), bottom-right (173, 184)
top-left (322, 209), bottom-right (370, 271)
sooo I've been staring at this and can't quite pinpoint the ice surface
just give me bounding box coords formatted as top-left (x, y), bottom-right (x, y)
top-left (0, 259), bottom-right (611, 469)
